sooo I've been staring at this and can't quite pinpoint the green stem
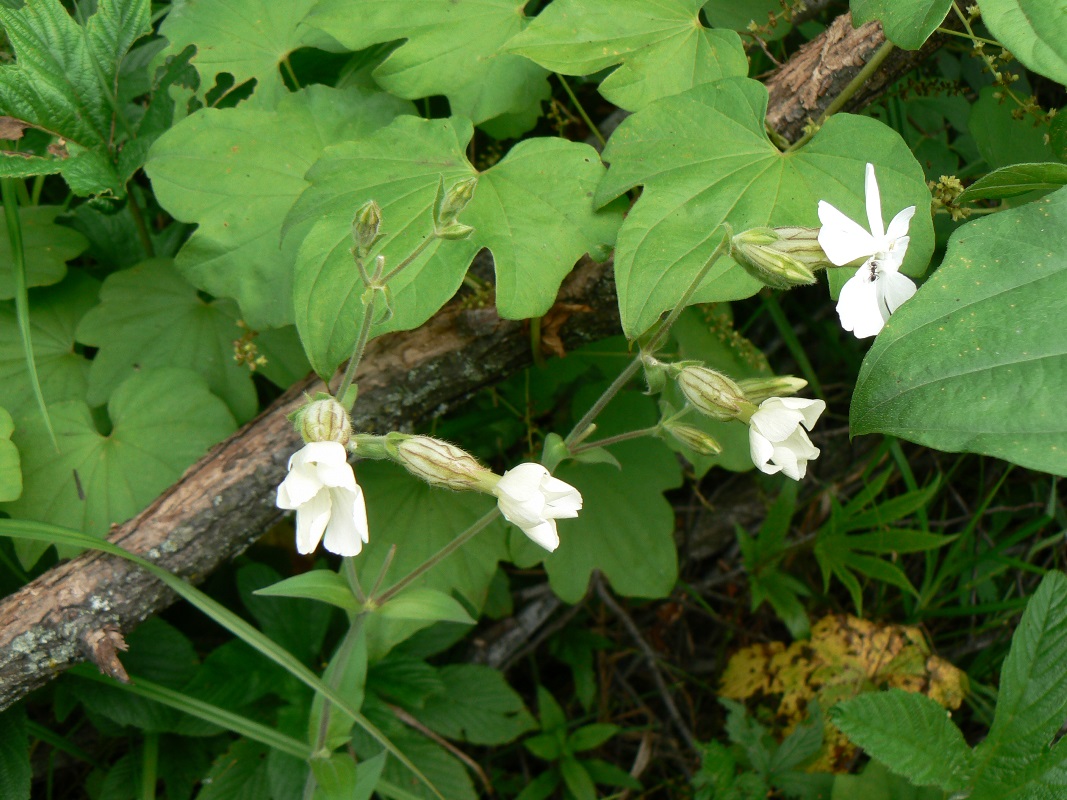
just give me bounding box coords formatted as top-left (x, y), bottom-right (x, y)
top-left (381, 233), bottom-right (438, 283)
top-left (934, 26), bottom-right (1000, 46)
top-left (127, 189), bottom-right (155, 258)
top-left (374, 508), bottom-right (500, 605)
top-left (557, 74), bottom-right (606, 147)
top-left (571, 426), bottom-right (659, 455)
top-left (761, 293), bottom-right (824, 400)
top-left (530, 315), bottom-right (545, 368)
top-left (334, 292), bottom-right (377, 408)
top-left (282, 56), bottom-right (300, 90)
top-left (563, 234), bottom-right (730, 448)
top-left (30, 174), bottom-right (44, 206)
top-left (140, 733), bottom-right (158, 800)
top-left (786, 40), bottom-right (897, 153)
top-left (303, 615), bottom-right (366, 800)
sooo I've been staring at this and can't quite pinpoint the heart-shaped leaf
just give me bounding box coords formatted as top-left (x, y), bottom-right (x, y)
top-left (978, 0), bottom-right (1067, 86)
top-left (0, 206), bottom-right (88, 299)
top-left (850, 0), bottom-right (952, 50)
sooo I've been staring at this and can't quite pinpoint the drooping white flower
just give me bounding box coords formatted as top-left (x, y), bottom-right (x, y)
top-left (818, 163), bottom-right (917, 338)
top-left (492, 463), bottom-right (583, 552)
top-left (748, 397), bottom-right (826, 481)
top-left (276, 441), bottom-right (369, 557)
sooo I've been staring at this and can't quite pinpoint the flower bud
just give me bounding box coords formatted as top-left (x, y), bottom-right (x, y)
top-left (737, 375), bottom-right (808, 405)
top-left (663, 422), bottom-right (722, 456)
top-left (296, 396), bottom-right (352, 446)
top-left (352, 200), bottom-right (383, 256)
top-left (675, 365), bottom-right (747, 421)
top-left (730, 226), bottom-right (829, 289)
top-left (435, 222), bottom-right (475, 241)
top-left (392, 435), bottom-right (495, 491)
top-left (434, 176), bottom-right (478, 230)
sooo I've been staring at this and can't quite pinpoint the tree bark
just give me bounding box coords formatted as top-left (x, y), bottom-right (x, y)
top-left (0, 11), bottom-right (947, 710)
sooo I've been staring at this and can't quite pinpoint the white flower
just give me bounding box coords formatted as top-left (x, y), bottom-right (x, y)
top-left (748, 397), bottom-right (826, 481)
top-left (492, 463), bottom-right (583, 552)
top-left (818, 163), bottom-right (917, 338)
top-left (276, 441), bottom-right (369, 557)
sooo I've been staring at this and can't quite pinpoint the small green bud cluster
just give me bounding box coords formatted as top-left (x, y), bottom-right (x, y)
top-left (433, 176), bottom-right (478, 240)
top-left (729, 226), bottom-right (830, 290)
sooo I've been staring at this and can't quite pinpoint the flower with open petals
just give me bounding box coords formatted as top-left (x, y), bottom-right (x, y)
top-left (492, 464), bottom-right (582, 552)
top-left (748, 397), bottom-right (826, 481)
top-left (818, 163), bottom-right (917, 338)
top-left (276, 441), bottom-right (369, 556)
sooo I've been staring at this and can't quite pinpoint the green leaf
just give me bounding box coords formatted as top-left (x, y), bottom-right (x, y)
top-left (507, 0), bottom-right (748, 110)
top-left (145, 84), bottom-right (413, 329)
top-left (970, 86), bottom-right (1055, 170)
top-left (830, 760), bottom-right (948, 800)
top-left (831, 689), bottom-right (971, 792)
top-left (524, 392), bottom-right (682, 603)
top-left (582, 758), bottom-right (642, 790)
top-left (0, 407), bottom-right (18, 502)
top-left (662, 306), bottom-right (772, 475)
top-left (0, 206), bottom-right (87, 298)
top-left (850, 0), bottom-right (952, 50)
top-left (311, 753), bottom-right (359, 800)
top-left (238, 562), bottom-right (332, 665)
top-left (412, 665), bottom-right (535, 746)
top-left (536, 686), bottom-right (568, 734)
top-left (285, 116), bottom-right (621, 376)
top-left (310, 624), bottom-right (369, 753)
top-left (157, 0), bottom-right (327, 106)
top-left (850, 188), bottom-right (1067, 476)
top-left (0, 368), bottom-right (235, 566)
top-left (75, 258), bottom-right (258, 423)
top-left (0, 705), bottom-right (29, 800)
top-left (567, 723), bottom-right (619, 753)
top-left (353, 461), bottom-right (509, 659)
top-left (0, 0), bottom-right (151, 195)
top-left (978, 0), bottom-right (1067, 85)
top-left (0, 271), bottom-right (96, 421)
top-left (971, 571), bottom-right (1067, 794)
top-left (378, 588), bottom-right (476, 625)
top-left (196, 738), bottom-right (273, 800)
top-left (306, 0), bottom-right (551, 126)
top-left (254, 568), bottom-right (358, 612)
top-left (770, 700), bottom-right (823, 774)
top-left (596, 78), bottom-right (933, 338)
top-left (959, 162), bottom-right (1067, 201)
top-left (560, 757), bottom-right (597, 800)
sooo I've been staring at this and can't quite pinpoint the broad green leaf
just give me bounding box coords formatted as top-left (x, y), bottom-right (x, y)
top-left (75, 258), bottom-right (258, 423)
top-left (596, 78), bottom-right (933, 338)
top-left (145, 84), bottom-right (413, 329)
top-left (970, 86), bottom-right (1055, 170)
top-left (0, 706), bottom-right (29, 800)
top-left (568, 723), bottom-right (619, 753)
top-left (197, 738), bottom-right (273, 800)
top-left (285, 116), bottom-right (621, 377)
top-left (306, 0), bottom-right (551, 126)
top-left (662, 305), bottom-right (772, 475)
top-left (561, 758), bottom-right (597, 800)
top-left (703, 0), bottom-right (792, 39)
top-left (830, 760), bottom-right (947, 800)
top-left (507, 0), bottom-right (748, 111)
top-left (378, 588), bottom-right (476, 625)
top-left (771, 701), bottom-right (824, 774)
top-left (972, 571), bottom-right (1067, 792)
top-left (0, 271), bottom-right (97, 421)
top-left (412, 665), bottom-right (535, 746)
top-left (254, 568), bottom-right (357, 612)
top-left (850, 0), bottom-right (952, 50)
top-left (831, 690), bottom-right (971, 792)
top-left (311, 753), bottom-right (360, 800)
top-left (157, 0), bottom-right (330, 105)
top-left (310, 624), bottom-right (368, 755)
top-left (0, 406), bottom-right (19, 502)
top-left (850, 188), bottom-right (1067, 476)
top-left (0, 206), bottom-right (87, 298)
top-left (353, 461), bottom-right (509, 659)
top-left (0, 0), bottom-right (150, 194)
top-left (959, 162), bottom-right (1067, 201)
top-left (978, 0), bottom-right (1067, 86)
top-left (513, 392), bottom-right (683, 603)
top-left (0, 368), bottom-right (235, 566)
top-left (238, 563), bottom-right (331, 665)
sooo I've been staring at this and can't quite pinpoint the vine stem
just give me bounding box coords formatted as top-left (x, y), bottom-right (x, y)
top-left (127, 189), bottom-right (155, 258)
top-left (563, 234), bottom-right (730, 448)
top-left (381, 233), bottom-right (438, 283)
top-left (373, 507), bottom-right (500, 606)
top-left (570, 426), bottom-right (659, 455)
top-left (786, 39), bottom-right (897, 153)
top-left (333, 293), bottom-right (377, 408)
top-left (557, 74), bottom-right (605, 147)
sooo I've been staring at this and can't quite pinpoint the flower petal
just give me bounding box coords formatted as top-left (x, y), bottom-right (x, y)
top-left (771, 442), bottom-right (803, 480)
top-left (878, 270), bottom-right (917, 317)
top-left (749, 429), bottom-right (779, 474)
top-left (322, 485), bottom-right (369, 556)
top-left (818, 201), bottom-right (877, 266)
top-left (521, 519), bottom-right (560, 552)
top-left (294, 489), bottom-right (331, 555)
top-left (864, 163), bottom-right (885, 240)
top-left (885, 205), bottom-right (915, 243)
top-left (750, 405), bottom-right (805, 443)
top-left (836, 268), bottom-right (884, 338)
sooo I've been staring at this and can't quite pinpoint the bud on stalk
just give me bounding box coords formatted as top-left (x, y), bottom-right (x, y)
top-left (730, 226), bottom-right (830, 289)
top-left (295, 396), bottom-right (352, 446)
top-left (392, 435), bottom-right (496, 491)
top-left (352, 200), bottom-right (383, 257)
top-left (663, 422), bottom-right (723, 456)
top-left (737, 375), bottom-right (808, 405)
top-left (434, 176), bottom-right (478, 232)
top-left (674, 365), bottom-right (748, 421)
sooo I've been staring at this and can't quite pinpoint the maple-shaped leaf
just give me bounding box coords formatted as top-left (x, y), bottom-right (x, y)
top-left (0, 206), bottom-right (87, 299)
top-left (157, 0), bottom-right (337, 105)
top-left (283, 116), bottom-right (623, 378)
top-left (305, 0), bottom-right (551, 128)
top-left (0, 0), bottom-right (152, 196)
top-left (595, 77), bottom-right (933, 338)
top-left (507, 0), bottom-right (748, 110)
